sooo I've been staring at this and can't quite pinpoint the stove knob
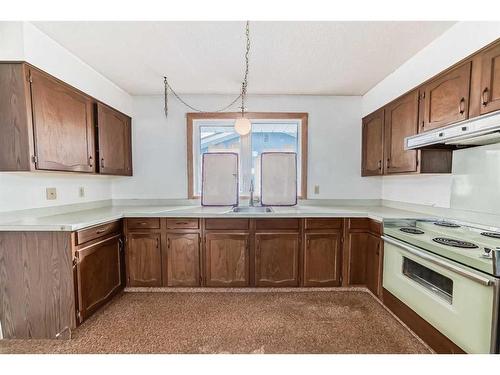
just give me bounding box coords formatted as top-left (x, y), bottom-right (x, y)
top-left (484, 248), bottom-right (492, 257)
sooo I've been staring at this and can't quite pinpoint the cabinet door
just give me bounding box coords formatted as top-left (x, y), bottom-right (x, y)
top-left (255, 233), bottom-right (299, 287)
top-left (361, 109), bottom-right (384, 176)
top-left (384, 90), bottom-right (419, 174)
top-left (166, 233), bottom-right (200, 286)
top-left (365, 234), bottom-right (382, 297)
top-left (76, 235), bottom-right (122, 323)
top-left (480, 42), bottom-right (500, 114)
top-left (303, 232), bottom-right (341, 286)
top-left (347, 232), bottom-right (368, 285)
top-left (205, 233), bottom-right (249, 287)
top-left (96, 103), bottom-right (132, 176)
top-left (126, 233), bottom-right (162, 287)
top-left (30, 69), bottom-right (94, 172)
top-left (420, 62), bottom-right (471, 132)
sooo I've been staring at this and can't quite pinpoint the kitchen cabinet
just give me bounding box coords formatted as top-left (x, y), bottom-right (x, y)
top-left (96, 103), bottom-right (132, 176)
top-left (419, 62), bottom-right (471, 132)
top-left (126, 232), bottom-right (162, 287)
top-left (365, 234), bottom-right (382, 296)
top-left (204, 233), bottom-right (249, 287)
top-left (361, 108), bottom-right (385, 176)
top-left (75, 234), bottom-right (123, 323)
top-left (303, 232), bottom-right (341, 286)
top-left (255, 233), bottom-right (300, 287)
top-left (166, 233), bottom-right (201, 286)
top-left (0, 62), bottom-right (132, 176)
top-left (480, 41), bottom-right (500, 115)
top-left (384, 90), bottom-right (419, 174)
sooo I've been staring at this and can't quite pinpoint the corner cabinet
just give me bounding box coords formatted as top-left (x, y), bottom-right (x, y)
top-left (361, 108), bottom-right (385, 176)
top-left (0, 62), bottom-right (132, 176)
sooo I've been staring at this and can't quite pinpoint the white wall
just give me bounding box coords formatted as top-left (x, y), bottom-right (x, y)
top-left (111, 94), bottom-right (382, 200)
top-left (363, 21), bottom-right (500, 209)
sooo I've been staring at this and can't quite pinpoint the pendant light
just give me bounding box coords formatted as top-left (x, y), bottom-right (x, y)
top-left (234, 81), bottom-right (251, 135)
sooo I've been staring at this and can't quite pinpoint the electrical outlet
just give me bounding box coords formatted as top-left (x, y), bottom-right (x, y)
top-left (79, 186), bottom-right (85, 198)
top-left (46, 187), bottom-right (57, 200)
top-left (314, 185), bottom-right (320, 195)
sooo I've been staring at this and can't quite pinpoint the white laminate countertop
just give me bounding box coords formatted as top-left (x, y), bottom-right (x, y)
top-left (0, 204), bottom-right (434, 232)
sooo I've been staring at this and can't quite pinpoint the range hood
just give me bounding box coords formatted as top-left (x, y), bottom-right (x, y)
top-left (405, 111), bottom-right (500, 150)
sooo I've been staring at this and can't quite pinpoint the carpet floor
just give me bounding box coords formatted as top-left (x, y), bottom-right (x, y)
top-left (0, 290), bottom-right (431, 354)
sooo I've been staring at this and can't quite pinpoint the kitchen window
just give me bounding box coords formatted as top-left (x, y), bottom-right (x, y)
top-left (187, 112), bottom-right (308, 199)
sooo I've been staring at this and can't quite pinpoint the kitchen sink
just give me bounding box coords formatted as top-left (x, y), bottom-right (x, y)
top-left (231, 206), bottom-right (274, 213)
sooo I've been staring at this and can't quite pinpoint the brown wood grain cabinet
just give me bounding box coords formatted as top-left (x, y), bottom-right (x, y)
top-left (126, 232), bottom-right (162, 287)
top-left (204, 233), bottom-right (250, 287)
top-left (166, 233), bottom-right (201, 286)
top-left (96, 103), bottom-right (132, 175)
top-left (480, 41), bottom-right (500, 114)
top-left (419, 62), bottom-right (471, 132)
top-left (255, 233), bottom-right (300, 287)
top-left (303, 232), bottom-right (342, 286)
top-left (0, 62), bottom-right (132, 176)
top-left (361, 108), bottom-right (385, 176)
top-left (365, 234), bottom-right (382, 296)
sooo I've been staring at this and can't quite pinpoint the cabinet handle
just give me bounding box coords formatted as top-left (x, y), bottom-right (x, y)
top-left (175, 221), bottom-right (189, 225)
top-left (482, 88), bottom-right (489, 106)
top-left (88, 156), bottom-right (93, 167)
top-left (156, 238), bottom-right (159, 248)
top-left (100, 158), bottom-right (105, 168)
top-left (378, 160), bottom-right (382, 170)
top-left (96, 228), bottom-right (107, 234)
top-left (167, 238), bottom-right (171, 249)
top-left (459, 97), bottom-right (465, 115)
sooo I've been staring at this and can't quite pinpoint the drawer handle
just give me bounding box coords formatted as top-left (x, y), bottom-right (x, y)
top-left (459, 97), bottom-right (465, 115)
top-left (175, 221), bottom-right (190, 225)
top-left (96, 228), bottom-right (107, 234)
top-left (138, 222), bottom-right (147, 225)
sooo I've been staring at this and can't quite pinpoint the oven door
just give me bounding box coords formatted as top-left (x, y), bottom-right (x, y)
top-left (382, 236), bottom-right (498, 354)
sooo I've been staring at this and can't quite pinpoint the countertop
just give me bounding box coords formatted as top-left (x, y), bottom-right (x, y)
top-left (0, 204), bottom-right (433, 232)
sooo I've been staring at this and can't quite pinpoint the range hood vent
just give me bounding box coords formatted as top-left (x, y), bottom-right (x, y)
top-left (405, 111), bottom-right (500, 150)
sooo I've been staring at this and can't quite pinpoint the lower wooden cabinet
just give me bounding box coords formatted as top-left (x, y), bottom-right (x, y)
top-left (255, 233), bottom-right (300, 287)
top-left (75, 234), bottom-right (123, 323)
top-left (204, 233), bottom-right (249, 287)
top-left (166, 233), bottom-right (201, 286)
top-left (126, 232), bottom-right (162, 287)
top-left (303, 232), bottom-right (342, 286)
top-left (365, 234), bottom-right (382, 296)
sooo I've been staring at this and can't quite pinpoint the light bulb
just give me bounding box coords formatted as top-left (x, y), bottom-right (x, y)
top-left (234, 117), bottom-right (251, 136)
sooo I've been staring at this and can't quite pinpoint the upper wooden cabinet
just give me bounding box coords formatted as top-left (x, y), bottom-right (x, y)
top-left (361, 108), bottom-right (385, 176)
top-left (96, 103), bottom-right (132, 176)
top-left (0, 62), bottom-right (132, 176)
top-left (480, 42), bottom-right (500, 115)
top-left (420, 62), bottom-right (472, 132)
top-left (384, 90), bottom-right (419, 174)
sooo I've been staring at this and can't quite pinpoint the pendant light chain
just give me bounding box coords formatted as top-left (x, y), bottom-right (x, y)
top-left (164, 21), bottom-right (250, 119)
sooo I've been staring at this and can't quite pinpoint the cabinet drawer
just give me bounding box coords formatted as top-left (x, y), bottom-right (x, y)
top-left (255, 218), bottom-right (300, 231)
top-left (305, 218), bottom-right (342, 230)
top-left (166, 218), bottom-right (199, 230)
top-left (205, 219), bottom-right (249, 230)
top-left (127, 218), bottom-right (160, 230)
top-left (76, 220), bottom-right (121, 245)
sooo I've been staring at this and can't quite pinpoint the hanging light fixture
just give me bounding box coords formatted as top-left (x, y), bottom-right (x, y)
top-left (163, 21), bottom-right (251, 134)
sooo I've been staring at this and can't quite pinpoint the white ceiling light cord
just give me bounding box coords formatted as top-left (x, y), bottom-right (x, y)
top-left (163, 21), bottom-right (250, 119)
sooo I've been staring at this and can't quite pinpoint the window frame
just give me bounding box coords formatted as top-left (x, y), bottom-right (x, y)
top-left (187, 112), bottom-right (308, 200)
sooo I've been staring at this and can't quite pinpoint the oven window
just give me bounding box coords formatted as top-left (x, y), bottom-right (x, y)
top-left (402, 257), bottom-right (453, 304)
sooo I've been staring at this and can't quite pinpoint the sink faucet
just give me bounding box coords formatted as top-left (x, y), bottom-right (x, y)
top-left (249, 179), bottom-right (255, 207)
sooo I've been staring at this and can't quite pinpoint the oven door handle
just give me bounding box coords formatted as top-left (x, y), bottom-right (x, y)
top-left (382, 235), bottom-right (494, 286)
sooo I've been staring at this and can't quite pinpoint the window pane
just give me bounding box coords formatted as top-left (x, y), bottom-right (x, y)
top-left (251, 123), bottom-right (299, 195)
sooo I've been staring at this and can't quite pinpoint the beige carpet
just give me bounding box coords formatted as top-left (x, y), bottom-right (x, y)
top-left (0, 290), bottom-right (431, 354)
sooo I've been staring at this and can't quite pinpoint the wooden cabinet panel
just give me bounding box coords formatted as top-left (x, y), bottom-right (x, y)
top-left (362, 108), bottom-right (384, 176)
top-left (205, 218), bottom-right (249, 230)
top-left (365, 234), bottom-right (382, 297)
top-left (76, 220), bottom-right (121, 245)
top-left (205, 233), bottom-right (249, 287)
top-left (255, 218), bottom-right (300, 231)
top-left (420, 62), bottom-right (471, 132)
top-left (303, 232), bottom-right (341, 286)
top-left (127, 218), bottom-right (160, 230)
top-left (166, 218), bottom-right (199, 230)
top-left (480, 41), bottom-right (500, 114)
top-left (30, 68), bottom-right (94, 173)
top-left (96, 103), bottom-right (132, 176)
top-left (384, 90), bottom-right (419, 174)
top-left (166, 233), bottom-right (200, 286)
top-left (347, 232), bottom-right (368, 285)
top-left (75, 235), bottom-right (122, 323)
top-left (304, 218), bottom-right (342, 230)
top-left (126, 233), bottom-right (162, 287)
top-left (255, 233), bottom-right (299, 287)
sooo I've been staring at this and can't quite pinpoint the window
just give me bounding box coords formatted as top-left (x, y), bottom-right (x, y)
top-left (187, 113), bottom-right (308, 199)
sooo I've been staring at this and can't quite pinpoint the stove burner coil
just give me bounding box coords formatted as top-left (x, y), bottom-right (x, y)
top-left (399, 227), bottom-right (425, 235)
top-left (432, 237), bottom-right (478, 249)
top-left (434, 221), bottom-right (461, 228)
top-left (481, 232), bottom-right (500, 239)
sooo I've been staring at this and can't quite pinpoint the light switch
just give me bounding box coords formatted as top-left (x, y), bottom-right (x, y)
top-left (46, 187), bottom-right (57, 200)
top-left (314, 185), bottom-right (320, 195)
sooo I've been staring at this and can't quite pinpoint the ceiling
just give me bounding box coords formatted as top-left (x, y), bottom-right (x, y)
top-left (33, 21), bottom-right (455, 96)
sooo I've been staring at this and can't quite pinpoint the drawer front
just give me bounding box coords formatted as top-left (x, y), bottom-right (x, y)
top-left (127, 218), bottom-right (160, 230)
top-left (166, 218), bottom-right (199, 230)
top-left (76, 220), bottom-right (121, 245)
top-left (204, 219), bottom-right (249, 230)
top-left (255, 219), bottom-right (300, 231)
top-left (305, 218), bottom-right (342, 230)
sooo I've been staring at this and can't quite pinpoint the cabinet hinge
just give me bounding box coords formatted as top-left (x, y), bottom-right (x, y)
top-left (31, 155), bottom-right (38, 164)
top-left (416, 158), bottom-right (420, 167)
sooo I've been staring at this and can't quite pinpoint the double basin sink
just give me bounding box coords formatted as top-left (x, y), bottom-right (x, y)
top-left (229, 206), bottom-right (274, 213)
